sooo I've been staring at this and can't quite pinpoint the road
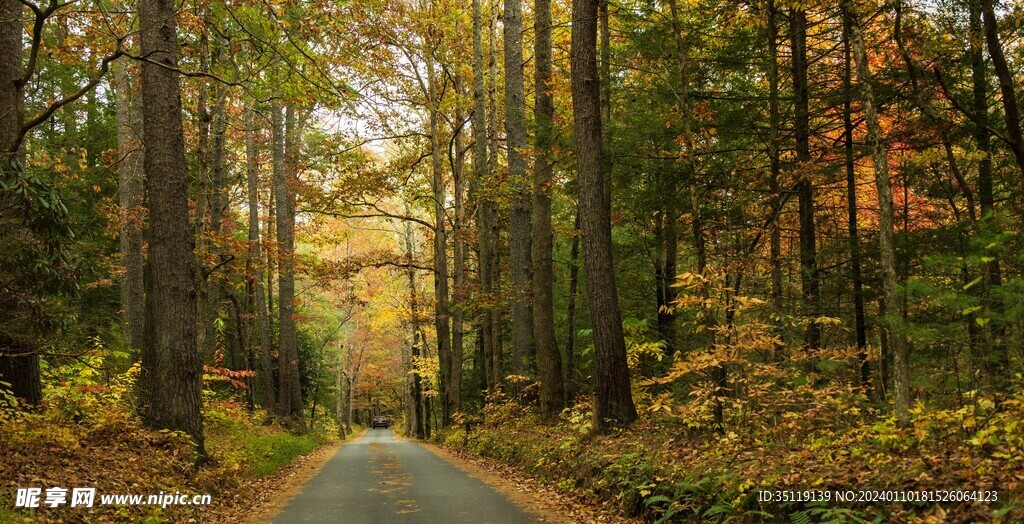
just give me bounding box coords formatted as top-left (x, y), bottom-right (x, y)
top-left (271, 428), bottom-right (540, 523)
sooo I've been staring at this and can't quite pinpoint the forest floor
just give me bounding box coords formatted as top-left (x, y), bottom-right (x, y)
top-left (435, 389), bottom-right (1024, 523)
top-left (0, 397), bottom-right (345, 523)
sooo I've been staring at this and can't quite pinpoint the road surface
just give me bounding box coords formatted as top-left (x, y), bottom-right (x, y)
top-left (271, 428), bottom-right (539, 523)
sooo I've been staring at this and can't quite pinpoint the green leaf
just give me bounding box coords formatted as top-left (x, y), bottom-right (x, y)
top-left (962, 276), bottom-right (982, 291)
top-left (644, 495), bottom-right (672, 506)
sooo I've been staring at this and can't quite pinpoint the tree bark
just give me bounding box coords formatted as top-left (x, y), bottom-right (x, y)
top-left (571, 0), bottom-right (638, 430)
top-left (533, 0), bottom-right (565, 418)
top-left (487, 0), bottom-right (503, 387)
top-left (971, 0), bottom-right (1008, 384)
top-left (113, 57), bottom-right (145, 354)
top-left (472, 0), bottom-right (498, 394)
top-left (565, 213), bottom-right (580, 401)
top-left (979, 0), bottom-right (1024, 176)
top-left (274, 103), bottom-right (304, 422)
top-left (0, 0), bottom-right (42, 406)
top-left (505, 0), bottom-right (535, 384)
top-left (138, 0), bottom-right (205, 453)
top-left (407, 216), bottom-right (427, 439)
top-left (451, 104), bottom-right (466, 417)
top-left (424, 41), bottom-right (452, 425)
top-left (789, 7), bottom-right (821, 351)
top-left (245, 103), bottom-right (275, 411)
top-left (846, 0), bottom-right (909, 423)
top-left (766, 0), bottom-right (784, 361)
top-left (842, 5), bottom-right (869, 387)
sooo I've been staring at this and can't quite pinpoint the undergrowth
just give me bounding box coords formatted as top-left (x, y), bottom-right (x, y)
top-left (0, 357), bottom-right (332, 523)
top-left (437, 383), bottom-right (1024, 523)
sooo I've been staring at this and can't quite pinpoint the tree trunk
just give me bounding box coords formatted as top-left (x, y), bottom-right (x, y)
top-left (472, 0), bottom-right (497, 394)
top-left (571, 0), bottom-right (638, 431)
top-left (565, 213), bottom-right (580, 401)
top-left (846, 1), bottom-right (909, 423)
top-left (533, 0), bottom-right (565, 418)
top-left (405, 212), bottom-right (426, 439)
top-left (0, 0), bottom-right (42, 406)
top-left (766, 0), bottom-right (784, 361)
top-left (505, 0), bottom-right (535, 385)
top-left (980, 0), bottom-right (1024, 176)
top-left (274, 103), bottom-right (304, 423)
top-left (452, 105), bottom-right (466, 418)
top-left (113, 57), bottom-right (145, 354)
top-left (487, 0), bottom-right (503, 388)
top-left (245, 103), bottom-right (275, 411)
top-left (424, 44), bottom-right (452, 425)
top-left (138, 0), bottom-right (205, 453)
top-left (971, 0), bottom-right (1008, 385)
top-left (203, 72), bottom-right (228, 363)
top-left (842, 5), bottom-right (869, 387)
top-left (790, 7), bottom-right (821, 351)
top-left (654, 213), bottom-right (678, 357)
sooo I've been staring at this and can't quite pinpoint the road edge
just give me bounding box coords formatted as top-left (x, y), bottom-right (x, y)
top-left (248, 428), bottom-right (368, 524)
top-left (418, 441), bottom-right (571, 523)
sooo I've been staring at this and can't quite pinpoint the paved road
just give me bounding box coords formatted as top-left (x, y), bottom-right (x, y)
top-left (272, 428), bottom-right (539, 523)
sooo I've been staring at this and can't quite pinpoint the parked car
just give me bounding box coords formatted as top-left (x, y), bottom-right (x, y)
top-left (371, 416), bottom-right (391, 429)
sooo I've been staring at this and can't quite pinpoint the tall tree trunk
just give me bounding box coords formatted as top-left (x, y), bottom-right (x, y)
top-left (533, 0), bottom-right (565, 418)
top-left (790, 7), bottom-right (821, 351)
top-left (424, 42), bottom-right (452, 425)
top-left (571, 0), bottom-right (638, 431)
top-left (274, 103), bottom-right (304, 423)
top-left (0, 0), bottom-right (42, 406)
top-left (565, 213), bottom-right (580, 401)
top-left (488, 0), bottom-right (503, 387)
top-left (405, 210), bottom-right (426, 439)
top-left (846, 1), bottom-right (909, 423)
top-left (766, 0), bottom-right (784, 361)
top-left (842, 5), bottom-right (869, 387)
top-left (204, 71), bottom-right (228, 362)
top-left (246, 103), bottom-right (275, 411)
top-left (505, 0), bottom-right (535, 385)
top-left (451, 104), bottom-right (466, 417)
top-left (114, 57), bottom-right (145, 354)
top-left (334, 358), bottom-right (345, 436)
top-left (194, 8), bottom-right (213, 361)
top-left (979, 0), bottom-right (1024, 176)
top-left (598, 0), bottom-right (612, 208)
top-left (654, 213), bottom-right (678, 357)
top-left (971, 0), bottom-right (1008, 385)
top-left (138, 0), bottom-right (205, 453)
top-left (472, 0), bottom-right (497, 394)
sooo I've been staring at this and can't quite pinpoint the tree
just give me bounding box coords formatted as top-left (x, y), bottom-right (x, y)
top-left (505, 0), bottom-right (535, 383)
top-left (789, 5), bottom-right (821, 351)
top-left (532, 0), bottom-right (564, 418)
top-left (274, 103), bottom-right (304, 423)
top-left (570, 0), bottom-right (638, 430)
top-left (113, 56), bottom-right (145, 354)
top-left (137, 0), bottom-right (205, 453)
top-left (245, 102), bottom-right (275, 411)
top-left (471, 0), bottom-right (498, 393)
top-left (845, 0), bottom-right (909, 422)
top-left (0, 0), bottom-right (42, 406)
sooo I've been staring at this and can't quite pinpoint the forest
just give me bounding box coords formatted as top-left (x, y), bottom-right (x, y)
top-left (1, 0), bottom-right (1023, 520)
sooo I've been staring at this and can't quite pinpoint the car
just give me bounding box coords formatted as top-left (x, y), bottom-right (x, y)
top-left (371, 416), bottom-right (391, 429)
